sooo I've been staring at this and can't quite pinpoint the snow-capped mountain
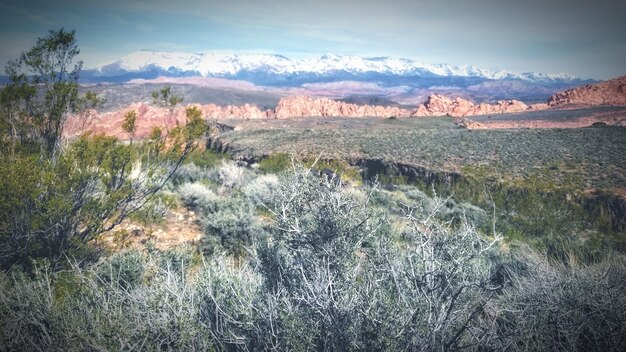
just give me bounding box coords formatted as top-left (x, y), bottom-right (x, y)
top-left (86, 50), bottom-right (583, 85)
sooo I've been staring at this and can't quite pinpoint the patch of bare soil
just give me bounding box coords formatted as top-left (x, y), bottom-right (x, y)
top-left (99, 206), bottom-right (203, 251)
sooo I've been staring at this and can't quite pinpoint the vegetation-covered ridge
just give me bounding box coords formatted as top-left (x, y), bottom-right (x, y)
top-left (213, 116), bottom-right (626, 191)
top-left (211, 115), bottom-right (626, 254)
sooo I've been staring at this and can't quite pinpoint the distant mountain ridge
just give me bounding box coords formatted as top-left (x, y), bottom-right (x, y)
top-left (82, 50), bottom-right (590, 87)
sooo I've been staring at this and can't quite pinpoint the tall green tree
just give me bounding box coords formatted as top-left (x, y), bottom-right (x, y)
top-left (152, 86), bottom-right (184, 111)
top-left (0, 29), bottom-right (208, 272)
top-left (1, 28), bottom-right (81, 159)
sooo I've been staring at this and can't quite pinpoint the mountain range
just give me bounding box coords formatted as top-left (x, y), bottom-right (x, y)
top-left (75, 51), bottom-right (597, 105)
top-left (86, 50), bottom-right (582, 83)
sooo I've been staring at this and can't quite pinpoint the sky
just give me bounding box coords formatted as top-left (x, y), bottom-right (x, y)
top-left (0, 0), bottom-right (624, 79)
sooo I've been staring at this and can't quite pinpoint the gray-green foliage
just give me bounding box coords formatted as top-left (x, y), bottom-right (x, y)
top-left (157, 245), bottom-right (196, 276)
top-left (490, 251), bottom-right (626, 351)
top-left (201, 196), bottom-right (258, 257)
top-left (177, 165), bottom-right (259, 257)
top-left (178, 182), bottom-right (220, 211)
top-left (170, 162), bottom-right (214, 185)
top-left (376, 203), bottom-right (500, 350)
top-left (2, 250), bottom-right (624, 351)
top-left (0, 255), bottom-right (216, 351)
top-left (257, 165), bottom-right (383, 349)
top-left (216, 160), bottom-right (250, 190)
top-left (242, 173), bottom-right (280, 207)
top-left (96, 250), bottom-right (145, 290)
top-left (370, 185), bottom-right (489, 230)
top-left (2, 166), bottom-right (625, 351)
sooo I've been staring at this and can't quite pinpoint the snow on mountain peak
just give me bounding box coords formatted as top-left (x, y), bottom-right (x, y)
top-left (116, 50), bottom-right (203, 72)
top-left (98, 50), bottom-right (581, 82)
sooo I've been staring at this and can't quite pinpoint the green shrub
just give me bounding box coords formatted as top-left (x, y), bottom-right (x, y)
top-left (0, 29), bottom-right (207, 272)
top-left (375, 169), bottom-right (409, 186)
top-left (402, 187), bottom-right (437, 212)
top-left (129, 192), bottom-right (177, 226)
top-left (257, 164), bottom-right (384, 349)
top-left (216, 160), bottom-right (250, 189)
top-left (258, 152), bottom-right (292, 174)
top-left (184, 148), bottom-right (228, 168)
top-left (490, 250), bottom-right (626, 351)
top-left (170, 162), bottom-right (213, 185)
top-left (156, 245), bottom-right (197, 276)
top-left (0, 256), bottom-right (217, 350)
top-left (2, 165), bottom-right (625, 351)
top-left (305, 158), bottom-right (362, 184)
top-left (178, 182), bottom-right (220, 211)
top-left (96, 250), bottom-right (145, 290)
top-left (178, 181), bottom-right (259, 258)
top-left (242, 174), bottom-right (280, 207)
top-left (201, 199), bottom-right (259, 258)
top-left (178, 177), bottom-right (260, 257)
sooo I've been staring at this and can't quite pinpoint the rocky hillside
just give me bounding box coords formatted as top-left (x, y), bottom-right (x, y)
top-left (65, 102), bottom-right (271, 139)
top-left (414, 94), bottom-right (548, 117)
top-left (67, 95), bottom-right (555, 139)
top-left (548, 75), bottom-right (626, 107)
top-left (272, 96), bottom-right (413, 118)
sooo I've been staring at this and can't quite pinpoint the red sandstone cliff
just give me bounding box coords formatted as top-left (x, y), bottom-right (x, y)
top-left (547, 75), bottom-right (626, 107)
top-left (63, 96), bottom-right (550, 138)
top-left (65, 102), bottom-right (270, 139)
top-left (413, 94), bottom-right (548, 117)
top-left (272, 96), bottom-right (413, 118)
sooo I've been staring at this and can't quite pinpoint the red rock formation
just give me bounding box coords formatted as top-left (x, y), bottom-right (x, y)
top-left (65, 102), bottom-right (269, 139)
top-left (272, 96), bottom-right (413, 118)
top-left (413, 94), bottom-right (533, 117)
top-left (195, 103), bottom-right (269, 119)
top-left (66, 95), bottom-right (552, 139)
top-left (66, 102), bottom-right (181, 139)
top-left (547, 75), bottom-right (626, 107)
top-left (529, 103), bottom-right (549, 111)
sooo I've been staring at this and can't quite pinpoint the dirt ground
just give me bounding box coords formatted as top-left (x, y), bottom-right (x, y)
top-left (99, 205), bottom-right (203, 251)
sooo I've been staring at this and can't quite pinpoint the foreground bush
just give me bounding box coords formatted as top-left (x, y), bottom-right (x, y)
top-left (2, 250), bottom-right (623, 351)
top-left (490, 251), bottom-right (626, 351)
top-left (177, 170), bottom-right (260, 257)
top-left (1, 166), bottom-right (624, 351)
top-left (0, 254), bottom-right (221, 350)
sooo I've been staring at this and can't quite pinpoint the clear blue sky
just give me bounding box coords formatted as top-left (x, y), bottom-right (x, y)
top-left (0, 0), bottom-right (624, 79)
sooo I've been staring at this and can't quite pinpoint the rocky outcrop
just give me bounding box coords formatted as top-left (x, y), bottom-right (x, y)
top-left (66, 95), bottom-right (553, 139)
top-left (196, 103), bottom-right (270, 119)
top-left (413, 94), bottom-right (537, 117)
top-left (547, 75), bottom-right (626, 107)
top-left (272, 96), bottom-right (413, 118)
top-left (65, 102), bottom-right (183, 139)
top-left (273, 95), bottom-right (547, 119)
top-left (65, 102), bottom-right (269, 139)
